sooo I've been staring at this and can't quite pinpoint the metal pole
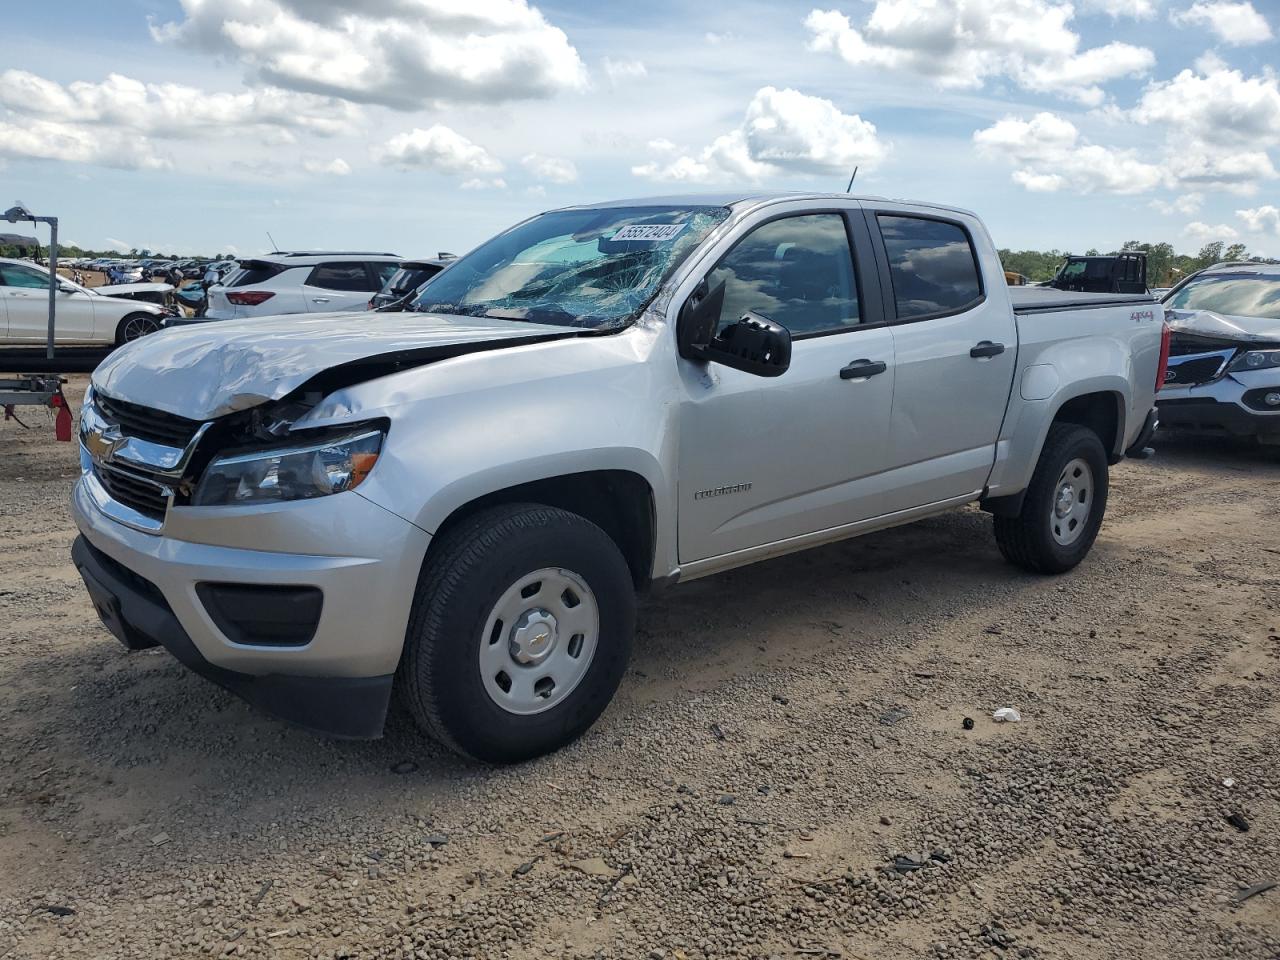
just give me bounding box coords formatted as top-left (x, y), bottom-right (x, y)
top-left (46, 217), bottom-right (58, 362)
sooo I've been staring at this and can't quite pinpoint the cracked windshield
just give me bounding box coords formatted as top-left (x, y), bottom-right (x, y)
top-left (414, 205), bottom-right (729, 329)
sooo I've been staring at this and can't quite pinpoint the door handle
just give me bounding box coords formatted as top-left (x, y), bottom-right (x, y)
top-left (839, 359), bottom-right (887, 380)
top-left (311, 297), bottom-right (331, 303)
top-left (970, 340), bottom-right (1005, 359)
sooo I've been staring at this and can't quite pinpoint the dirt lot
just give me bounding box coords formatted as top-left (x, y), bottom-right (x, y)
top-left (2, 376), bottom-right (1278, 960)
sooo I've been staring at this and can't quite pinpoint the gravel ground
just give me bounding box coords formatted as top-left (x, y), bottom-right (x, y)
top-left (2, 376), bottom-right (1278, 960)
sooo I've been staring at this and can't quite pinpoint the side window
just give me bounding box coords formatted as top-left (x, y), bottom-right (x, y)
top-left (706, 214), bottom-right (859, 337)
top-left (877, 215), bottom-right (983, 320)
top-left (0, 265), bottom-right (51, 289)
top-left (307, 262), bottom-right (377, 292)
top-left (370, 262), bottom-right (399, 286)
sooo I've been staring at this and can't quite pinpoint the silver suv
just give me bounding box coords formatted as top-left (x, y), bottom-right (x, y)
top-left (1159, 262), bottom-right (1280, 444)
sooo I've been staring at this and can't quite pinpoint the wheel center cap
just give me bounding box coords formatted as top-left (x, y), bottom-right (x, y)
top-left (1055, 484), bottom-right (1075, 518)
top-left (510, 608), bottom-right (558, 666)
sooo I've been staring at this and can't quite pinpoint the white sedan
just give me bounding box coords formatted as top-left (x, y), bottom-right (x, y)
top-left (0, 258), bottom-right (169, 347)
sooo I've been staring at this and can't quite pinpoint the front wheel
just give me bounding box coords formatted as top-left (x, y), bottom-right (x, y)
top-left (993, 423), bottom-right (1109, 574)
top-left (398, 503), bottom-right (635, 763)
top-left (115, 312), bottom-right (161, 346)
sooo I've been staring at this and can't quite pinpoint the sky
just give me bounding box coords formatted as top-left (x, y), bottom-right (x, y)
top-left (2, 0), bottom-right (1278, 259)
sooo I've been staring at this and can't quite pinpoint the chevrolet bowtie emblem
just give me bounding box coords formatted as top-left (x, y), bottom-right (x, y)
top-left (84, 425), bottom-right (125, 464)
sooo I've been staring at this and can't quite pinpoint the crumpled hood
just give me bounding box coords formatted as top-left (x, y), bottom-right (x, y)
top-left (92, 310), bottom-right (580, 421)
top-left (97, 282), bottom-right (174, 297)
top-left (1167, 309), bottom-right (1280, 344)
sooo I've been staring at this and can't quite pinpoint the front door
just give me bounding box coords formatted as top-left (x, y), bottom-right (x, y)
top-left (303, 261), bottom-right (382, 312)
top-left (864, 210), bottom-right (1018, 512)
top-left (678, 211), bottom-right (896, 563)
top-left (0, 263), bottom-right (99, 343)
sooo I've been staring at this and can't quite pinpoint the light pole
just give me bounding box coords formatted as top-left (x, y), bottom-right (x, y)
top-left (3, 204), bottom-right (58, 362)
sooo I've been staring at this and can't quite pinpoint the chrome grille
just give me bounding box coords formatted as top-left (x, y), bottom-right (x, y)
top-left (96, 392), bottom-right (203, 448)
top-left (1163, 350), bottom-right (1233, 387)
top-left (92, 463), bottom-right (170, 522)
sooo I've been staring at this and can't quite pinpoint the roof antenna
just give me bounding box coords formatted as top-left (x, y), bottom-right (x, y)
top-left (845, 166), bottom-right (858, 193)
top-left (266, 230), bottom-right (279, 253)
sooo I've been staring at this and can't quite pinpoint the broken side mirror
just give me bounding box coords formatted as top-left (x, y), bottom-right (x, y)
top-left (677, 279), bottom-right (791, 378)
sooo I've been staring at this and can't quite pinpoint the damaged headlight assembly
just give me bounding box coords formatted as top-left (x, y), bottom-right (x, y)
top-left (1228, 349), bottom-right (1280, 373)
top-left (192, 428), bottom-right (383, 507)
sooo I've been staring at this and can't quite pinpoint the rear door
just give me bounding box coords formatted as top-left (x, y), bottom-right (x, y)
top-left (678, 207), bottom-right (897, 562)
top-left (303, 261), bottom-right (382, 312)
top-left (0, 263), bottom-right (97, 343)
top-left (862, 208), bottom-right (1018, 512)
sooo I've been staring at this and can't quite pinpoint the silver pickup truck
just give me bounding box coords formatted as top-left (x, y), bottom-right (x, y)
top-left (71, 193), bottom-right (1167, 762)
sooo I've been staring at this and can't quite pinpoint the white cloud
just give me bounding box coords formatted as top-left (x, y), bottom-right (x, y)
top-left (151, 0), bottom-right (588, 109)
top-left (521, 152), bottom-right (577, 183)
top-left (1128, 60), bottom-right (1280, 148)
top-left (1237, 205), bottom-right (1280, 234)
top-left (460, 177), bottom-right (508, 190)
top-left (376, 125), bottom-right (503, 175)
top-left (634, 86), bottom-right (887, 184)
top-left (974, 112), bottom-right (1166, 194)
top-left (602, 57), bottom-right (647, 86)
top-left (1183, 220), bottom-right (1240, 242)
top-left (0, 119), bottom-right (169, 171)
top-left (982, 57), bottom-right (1280, 199)
top-left (1151, 192), bottom-right (1204, 215)
top-left (1171, 1), bottom-right (1273, 46)
top-left (1077, 0), bottom-right (1157, 18)
top-left (805, 1), bottom-right (1155, 105)
top-left (104, 238), bottom-right (132, 252)
top-left (303, 157), bottom-right (351, 175)
top-left (0, 70), bottom-right (358, 139)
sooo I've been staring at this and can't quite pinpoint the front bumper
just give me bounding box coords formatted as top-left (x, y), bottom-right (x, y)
top-left (1157, 371), bottom-right (1280, 442)
top-left (71, 475), bottom-right (432, 737)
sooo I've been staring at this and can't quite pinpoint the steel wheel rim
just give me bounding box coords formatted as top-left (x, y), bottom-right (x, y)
top-left (478, 567), bottom-right (599, 716)
top-left (122, 316), bottom-right (158, 342)
top-left (1051, 457), bottom-right (1093, 546)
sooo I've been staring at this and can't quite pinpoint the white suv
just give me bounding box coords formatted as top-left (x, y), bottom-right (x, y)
top-left (202, 252), bottom-right (402, 321)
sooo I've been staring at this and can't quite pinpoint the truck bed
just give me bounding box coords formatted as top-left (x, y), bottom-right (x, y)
top-left (1008, 287), bottom-right (1155, 314)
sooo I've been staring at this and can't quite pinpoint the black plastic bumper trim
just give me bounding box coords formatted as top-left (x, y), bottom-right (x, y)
top-left (71, 536), bottom-right (392, 739)
top-left (1157, 397), bottom-right (1280, 439)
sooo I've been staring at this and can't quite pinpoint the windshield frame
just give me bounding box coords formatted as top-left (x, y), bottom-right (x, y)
top-left (409, 204), bottom-right (732, 332)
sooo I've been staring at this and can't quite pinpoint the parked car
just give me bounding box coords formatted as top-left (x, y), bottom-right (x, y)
top-left (199, 252), bottom-right (402, 320)
top-left (1157, 261), bottom-right (1280, 444)
top-left (368, 257), bottom-right (452, 310)
top-left (1046, 253), bottom-right (1148, 294)
top-left (96, 281), bottom-right (177, 313)
top-left (0, 257), bottom-right (168, 346)
top-left (71, 193), bottom-right (1164, 762)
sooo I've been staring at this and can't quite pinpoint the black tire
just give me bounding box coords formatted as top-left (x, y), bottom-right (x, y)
top-left (115, 312), bottom-right (161, 346)
top-left (993, 423), bottom-right (1109, 574)
top-left (398, 503), bottom-right (635, 763)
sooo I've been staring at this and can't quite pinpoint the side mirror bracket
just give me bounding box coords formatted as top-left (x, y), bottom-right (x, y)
top-left (677, 278), bottom-right (792, 378)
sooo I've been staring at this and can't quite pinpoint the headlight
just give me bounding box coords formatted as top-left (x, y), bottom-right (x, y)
top-left (1229, 349), bottom-right (1280, 372)
top-left (192, 428), bottom-right (383, 506)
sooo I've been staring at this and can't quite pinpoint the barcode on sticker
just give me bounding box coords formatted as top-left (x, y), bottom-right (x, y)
top-left (611, 223), bottom-right (686, 242)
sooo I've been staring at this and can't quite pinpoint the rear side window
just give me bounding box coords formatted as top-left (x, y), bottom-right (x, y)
top-left (370, 262), bottom-right (400, 286)
top-left (877, 216), bottom-right (983, 320)
top-left (229, 262), bottom-right (286, 287)
top-left (0, 265), bottom-right (49, 288)
top-left (308, 262), bottom-right (377, 292)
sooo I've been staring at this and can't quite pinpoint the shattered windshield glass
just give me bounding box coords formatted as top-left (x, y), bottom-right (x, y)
top-left (1166, 274), bottom-right (1280, 320)
top-left (413, 205), bottom-right (730, 329)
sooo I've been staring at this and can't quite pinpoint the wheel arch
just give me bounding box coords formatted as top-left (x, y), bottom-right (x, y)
top-left (425, 468), bottom-right (658, 591)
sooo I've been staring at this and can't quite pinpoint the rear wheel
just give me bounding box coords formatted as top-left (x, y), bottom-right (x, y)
top-left (993, 423), bottom-right (1109, 574)
top-left (398, 503), bottom-right (635, 763)
top-left (115, 312), bottom-right (161, 346)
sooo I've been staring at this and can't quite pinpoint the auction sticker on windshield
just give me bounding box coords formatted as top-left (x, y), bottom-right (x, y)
top-left (612, 224), bottom-right (687, 242)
